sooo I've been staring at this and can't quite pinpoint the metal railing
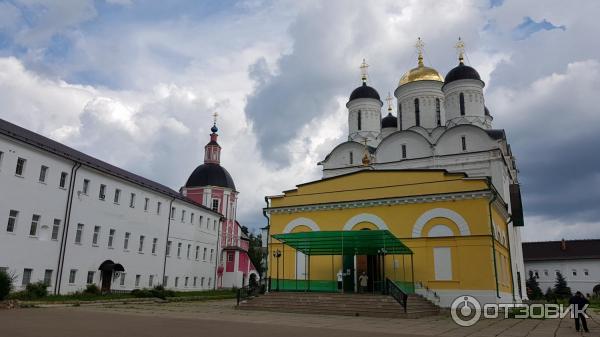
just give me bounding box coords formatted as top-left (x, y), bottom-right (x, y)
top-left (236, 285), bottom-right (264, 306)
top-left (385, 278), bottom-right (408, 312)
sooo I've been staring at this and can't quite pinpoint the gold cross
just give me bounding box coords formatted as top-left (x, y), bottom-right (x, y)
top-left (386, 92), bottom-right (393, 112)
top-left (455, 37), bottom-right (465, 63)
top-left (360, 58), bottom-right (369, 83)
top-left (415, 37), bottom-right (425, 66)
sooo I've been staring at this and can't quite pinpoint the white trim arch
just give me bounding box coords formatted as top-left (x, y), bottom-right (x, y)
top-left (283, 217), bottom-right (320, 234)
top-left (343, 213), bottom-right (389, 231)
top-left (412, 208), bottom-right (470, 238)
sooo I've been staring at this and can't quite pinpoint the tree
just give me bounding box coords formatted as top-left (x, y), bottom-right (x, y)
top-left (553, 271), bottom-right (572, 299)
top-left (526, 270), bottom-right (543, 300)
top-left (0, 269), bottom-right (14, 300)
top-left (545, 287), bottom-right (557, 303)
top-left (246, 231), bottom-right (264, 276)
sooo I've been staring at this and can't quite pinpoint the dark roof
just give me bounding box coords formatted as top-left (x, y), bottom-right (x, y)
top-left (349, 82), bottom-right (381, 102)
top-left (484, 106), bottom-right (491, 116)
top-left (444, 62), bottom-right (482, 86)
top-left (523, 240), bottom-right (600, 261)
top-left (0, 118), bottom-right (221, 217)
top-left (381, 113), bottom-right (398, 128)
top-left (185, 163), bottom-right (236, 190)
top-left (485, 129), bottom-right (506, 141)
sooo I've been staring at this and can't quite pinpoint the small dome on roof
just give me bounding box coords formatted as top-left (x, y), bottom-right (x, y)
top-left (381, 113), bottom-right (398, 128)
top-left (349, 82), bottom-right (381, 102)
top-left (444, 62), bottom-right (482, 86)
top-left (185, 163), bottom-right (236, 190)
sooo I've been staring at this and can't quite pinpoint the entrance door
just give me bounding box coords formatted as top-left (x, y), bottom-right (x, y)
top-left (101, 270), bottom-right (112, 292)
top-left (357, 255), bottom-right (382, 292)
top-left (342, 255), bottom-right (354, 292)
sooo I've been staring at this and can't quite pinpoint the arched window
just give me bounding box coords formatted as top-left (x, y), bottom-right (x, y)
top-left (401, 144), bottom-right (407, 159)
top-left (414, 98), bottom-right (420, 126)
top-left (349, 152), bottom-right (353, 165)
top-left (398, 103), bottom-right (403, 130)
top-left (357, 110), bottom-right (362, 130)
top-left (435, 98), bottom-right (441, 126)
top-left (459, 93), bottom-right (465, 116)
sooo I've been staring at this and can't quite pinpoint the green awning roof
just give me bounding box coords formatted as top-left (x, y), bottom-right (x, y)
top-left (271, 230), bottom-right (412, 256)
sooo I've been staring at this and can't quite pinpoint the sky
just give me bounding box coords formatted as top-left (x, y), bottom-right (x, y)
top-left (0, 0), bottom-right (598, 241)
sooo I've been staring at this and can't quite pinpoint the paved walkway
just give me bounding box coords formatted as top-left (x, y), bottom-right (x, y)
top-left (1, 299), bottom-right (598, 337)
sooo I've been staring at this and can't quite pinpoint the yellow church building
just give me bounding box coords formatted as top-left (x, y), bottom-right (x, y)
top-left (265, 169), bottom-right (516, 307)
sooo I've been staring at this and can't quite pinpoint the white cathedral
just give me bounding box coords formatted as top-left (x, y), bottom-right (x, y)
top-left (319, 39), bottom-right (527, 301)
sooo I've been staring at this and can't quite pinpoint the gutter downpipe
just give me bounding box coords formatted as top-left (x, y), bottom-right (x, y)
top-left (54, 162), bottom-right (81, 295)
top-left (161, 198), bottom-right (176, 286)
top-left (213, 216), bottom-right (222, 291)
top-left (505, 216), bottom-right (516, 302)
top-left (263, 196), bottom-right (271, 292)
top-left (487, 181), bottom-right (500, 299)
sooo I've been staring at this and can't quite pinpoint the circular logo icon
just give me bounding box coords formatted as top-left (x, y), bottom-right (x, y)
top-left (451, 295), bottom-right (481, 327)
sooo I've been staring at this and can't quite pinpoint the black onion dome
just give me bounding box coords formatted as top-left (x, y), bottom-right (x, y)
top-left (185, 163), bottom-right (236, 190)
top-left (381, 113), bottom-right (398, 128)
top-left (349, 82), bottom-right (381, 101)
top-left (444, 62), bottom-right (482, 85)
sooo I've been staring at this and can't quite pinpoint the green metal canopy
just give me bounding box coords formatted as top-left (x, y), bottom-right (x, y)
top-left (271, 230), bottom-right (412, 256)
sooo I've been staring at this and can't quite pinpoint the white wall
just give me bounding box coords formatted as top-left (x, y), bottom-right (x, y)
top-left (0, 133), bottom-right (219, 294)
top-left (525, 259), bottom-right (600, 296)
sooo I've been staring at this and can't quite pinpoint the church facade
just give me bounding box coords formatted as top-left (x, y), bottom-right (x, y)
top-left (265, 39), bottom-right (526, 307)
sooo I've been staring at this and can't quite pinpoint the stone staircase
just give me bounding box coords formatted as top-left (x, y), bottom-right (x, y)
top-left (238, 291), bottom-right (440, 318)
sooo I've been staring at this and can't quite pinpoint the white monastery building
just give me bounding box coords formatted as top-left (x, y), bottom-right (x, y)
top-left (523, 239), bottom-right (600, 296)
top-left (318, 38), bottom-right (527, 301)
top-left (0, 117), bottom-right (256, 294)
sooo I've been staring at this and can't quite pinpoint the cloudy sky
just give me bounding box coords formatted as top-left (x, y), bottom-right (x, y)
top-left (0, 0), bottom-right (598, 241)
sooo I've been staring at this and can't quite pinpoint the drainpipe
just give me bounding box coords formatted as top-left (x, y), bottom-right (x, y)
top-left (161, 198), bottom-right (175, 287)
top-left (263, 196), bottom-right (271, 292)
top-left (54, 162), bottom-right (81, 295)
top-left (487, 182), bottom-right (500, 299)
top-left (213, 216), bottom-right (222, 291)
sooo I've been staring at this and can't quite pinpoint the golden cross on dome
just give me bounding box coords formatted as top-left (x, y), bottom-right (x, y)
top-left (386, 92), bottom-right (393, 112)
top-left (415, 37), bottom-right (425, 66)
top-left (360, 58), bottom-right (369, 83)
top-left (455, 37), bottom-right (465, 64)
top-left (212, 111), bottom-right (219, 125)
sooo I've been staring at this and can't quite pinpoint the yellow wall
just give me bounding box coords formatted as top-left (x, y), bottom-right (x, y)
top-left (267, 170), bottom-right (513, 294)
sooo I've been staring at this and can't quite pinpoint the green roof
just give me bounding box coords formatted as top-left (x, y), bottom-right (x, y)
top-left (272, 230), bottom-right (412, 256)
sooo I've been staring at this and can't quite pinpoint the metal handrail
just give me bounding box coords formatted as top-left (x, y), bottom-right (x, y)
top-left (236, 285), bottom-right (263, 306)
top-left (385, 278), bottom-right (408, 312)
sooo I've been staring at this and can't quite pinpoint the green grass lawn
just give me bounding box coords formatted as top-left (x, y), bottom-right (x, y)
top-left (15, 289), bottom-right (236, 303)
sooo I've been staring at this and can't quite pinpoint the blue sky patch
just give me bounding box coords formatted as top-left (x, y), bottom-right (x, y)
top-left (512, 16), bottom-right (566, 40)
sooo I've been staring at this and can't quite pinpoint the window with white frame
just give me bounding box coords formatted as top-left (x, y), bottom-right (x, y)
top-left (144, 198), bottom-right (149, 211)
top-left (461, 136), bottom-right (467, 151)
top-left (170, 207), bottom-right (176, 219)
top-left (199, 215), bottom-right (203, 227)
top-left (124, 232), bottom-right (130, 250)
top-left (148, 275), bottom-right (154, 287)
top-left (193, 276), bottom-right (197, 287)
top-left (68, 269), bottom-right (77, 284)
top-left (51, 219), bottom-right (61, 240)
top-left (152, 238), bottom-right (157, 254)
top-left (177, 242), bottom-right (182, 257)
top-left (181, 210), bottom-right (186, 223)
top-left (186, 244), bottom-right (191, 259)
top-left (157, 201), bottom-right (161, 215)
top-left (166, 241), bottom-right (172, 256)
top-left (87, 271), bottom-right (94, 284)
top-left (114, 189), bottom-right (121, 203)
top-left (208, 277), bottom-right (211, 287)
top-left (75, 223), bottom-right (84, 244)
top-left (175, 277), bottom-right (179, 287)
top-left (138, 235), bottom-right (145, 253)
top-left (184, 277), bottom-right (189, 287)
top-left (92, 226), bottom-right (100, 245)
top-left (206, 217), bottom-right (210, 229)
top-left (190, 213), bottom-right (194, 224)
top-left (213, 220), bottom-right (217, 231)
top-left (210, 249), bottom-right (214, 262)
top-left (108, 229), bottom-right (115, 248)
top-left (212, 199), bottom-right (219, 212)
top-left (584, 269), bottom-right (589, 276)
top-left (59, 172), bottom-right (68, 188)
top-left (22, 268), bottom-right (32, 286)
top-left (135, 275), bottom-right (140, 287)
top-left (82, 179), bottom-right (90, 194)
top-left (15, 157), bottom-right (26, 176)
top-left (44, 269), bottom-right (53, 286)
top-left (39, 165), bottom-right (48, 183)
top-left (29, 214), bottom-right (40, 236)
top-left (203, 247), bottom-right (207, 261)
top-left (195, 246), bottom-right (199, 260)
top-left (99, 184), bottom-right (106, 200)
top-left (120, 273), bottom-right (126, 286)
top-left (163, 276), bottom-right (168, 286)
top-left (401, 144), bottom-right (407, 159)
top-left (129, 193), bottom-right (136, 208)
top-left (572, 269), bottom-right (577, 276)
top-left (201, 277), bottom-right (205, 287)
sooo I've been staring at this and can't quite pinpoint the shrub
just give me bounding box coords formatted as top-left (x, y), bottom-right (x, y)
top-left (0, 270), bottom-right (13, 300)
top-left (130, 286), bottom-right (174, 299)
top-left (83, 284), bottom-right (100, 295)
top-left (24, 281), bottom-right (49, 299)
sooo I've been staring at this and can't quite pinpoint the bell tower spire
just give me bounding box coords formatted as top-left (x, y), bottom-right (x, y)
top-left (204, 112), bottom-right (222, 164)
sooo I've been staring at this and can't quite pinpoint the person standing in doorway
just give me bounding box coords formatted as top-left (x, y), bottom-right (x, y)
top-left (569, 291), bottom-right (589, 333)
top-left (337, 269), bottom-right (343, 292)
top-left (358, 272), bottom-right (368, 293)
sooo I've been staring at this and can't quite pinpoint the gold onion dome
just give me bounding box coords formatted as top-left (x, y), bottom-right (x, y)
top-left (398, 38), bottom-right (443, 86)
